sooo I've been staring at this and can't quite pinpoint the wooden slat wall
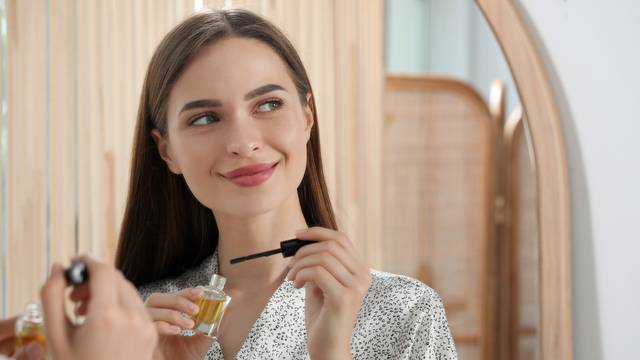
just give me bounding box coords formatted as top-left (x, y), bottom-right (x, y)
top-left (1, 0), bottom-right (384, 316)
top-left (5, 0), bottom-right (49, 317)
top-left (1, 0), bottom-right (199, 316)
top-left (0, 0), bottom-right (7, 316)
top-left (49, 0), bottom-right (76, 276)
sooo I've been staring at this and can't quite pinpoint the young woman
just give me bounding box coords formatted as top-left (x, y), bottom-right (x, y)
top-left (115, 8), bottom-right (457, 360)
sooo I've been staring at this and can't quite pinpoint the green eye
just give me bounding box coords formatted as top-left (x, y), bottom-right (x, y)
top-left (191, 114), bottom-right (218, 126)
top-left (257, 100), bottom-right (282, 113)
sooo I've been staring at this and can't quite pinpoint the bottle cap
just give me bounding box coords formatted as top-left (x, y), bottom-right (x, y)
top-left (208, 274), bottom-right (226, 290)
top-left (65, 261), bottom-right (88, 285)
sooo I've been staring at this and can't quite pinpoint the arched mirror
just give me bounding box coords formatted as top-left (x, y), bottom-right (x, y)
top-left (383, 1), bottom-right (571, 359)
top-left (0, 0), bottom-right (571, 359)
top-left (383, 1), bottom-right (544, 359)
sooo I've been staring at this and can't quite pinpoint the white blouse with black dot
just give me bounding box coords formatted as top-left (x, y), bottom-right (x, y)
top-left (138, 251), bottom-right (458, 360)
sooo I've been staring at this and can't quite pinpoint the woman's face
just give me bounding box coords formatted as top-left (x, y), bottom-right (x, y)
top-left (155, 37), bottom-right (313, 218)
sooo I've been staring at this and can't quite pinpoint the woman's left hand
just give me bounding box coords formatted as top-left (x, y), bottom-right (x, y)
top-left (286, 227), bottom-right (371, 360)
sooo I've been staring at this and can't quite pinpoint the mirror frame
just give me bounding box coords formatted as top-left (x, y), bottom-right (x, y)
top-left (475, 0), bottom-right (573, 359)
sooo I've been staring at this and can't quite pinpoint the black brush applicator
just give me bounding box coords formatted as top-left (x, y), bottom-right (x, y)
top-left (230, 239), bottom-right (317, 264)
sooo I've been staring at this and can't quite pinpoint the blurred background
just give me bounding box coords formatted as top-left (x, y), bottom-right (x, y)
top-left (0, 1), bottom-right (539, 359)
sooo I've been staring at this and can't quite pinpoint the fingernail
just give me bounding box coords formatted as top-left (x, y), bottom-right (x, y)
top-left (183, 319), bottom-right (195, 329)
top-left (87, 252), bottom-right (104, 263)
top-left (189, 303), bottom-right (199, 314)
top-left (172, 326), bottom-right (182, 334)
top-left (48, 263), bottom-right (61, 278)
top-left (191, 287), bottom-right (203, 296)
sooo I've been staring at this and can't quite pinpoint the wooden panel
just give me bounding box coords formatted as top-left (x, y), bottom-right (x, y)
top-left (383, 74), bottom-right (495, 359)
top-left (202, 0), bottom-right (226, 10)
top-left (75, 0), bottom-right (196, 261)
top-left (504, 106), bottom-right (540, 360)
top-left (0, 0), bottom-right (9, 316)
top-left (6, 0), bottom-right (48, 315)
top-left (48, 0), bottom-right (77, 268)
top-left (76, 0), bottom-right (113, 260)
top-left (355, 0), bottom-right (383, 268)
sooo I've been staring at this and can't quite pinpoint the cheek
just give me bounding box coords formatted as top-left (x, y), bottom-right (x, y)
top-left (270, 117), bottom-right (308, 162)
top-left (277, 122), bottom-right (309, 184)
top-left (172, 134), bottom-right (221, 177)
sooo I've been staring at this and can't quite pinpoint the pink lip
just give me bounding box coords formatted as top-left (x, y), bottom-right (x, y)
top-left (223, 161), bottom-right (278, 187)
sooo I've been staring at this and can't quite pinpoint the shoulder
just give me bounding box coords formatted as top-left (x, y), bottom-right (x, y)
top-left (354, 269), bottom-right (447, 337)
top-left (366, 269), bottom-right (445, 313)
top-left (137, 253), bottom-right (217, 301)
top-left (352, 270), bottom-right (454, 357)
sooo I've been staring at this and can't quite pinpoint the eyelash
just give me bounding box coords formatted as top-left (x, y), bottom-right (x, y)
top-left (257, 98), bottom-right (284, 113)
top-left (188, 98), bottom-right (284, 126)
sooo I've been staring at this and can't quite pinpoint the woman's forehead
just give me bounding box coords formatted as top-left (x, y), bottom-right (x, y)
top-left (172, 37), bottom-right (295, 99)
top-left (165, 37), bottom-right (299, 121)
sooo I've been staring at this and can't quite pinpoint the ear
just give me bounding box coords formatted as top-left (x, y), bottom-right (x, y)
top-left (303, 93), bottom-right (315, 142)
top-left (151, 129), bottom-right (182, 175)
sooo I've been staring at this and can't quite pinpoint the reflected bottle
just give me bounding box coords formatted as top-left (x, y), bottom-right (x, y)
top-left (191, 274), bottom-right (231, 338)
top-left (15, 302), bottom-right (47, 358)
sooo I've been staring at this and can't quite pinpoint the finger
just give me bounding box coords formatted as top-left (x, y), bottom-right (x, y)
top-left (145, 290), bottom-right (201, 316)
top-left (287, 252), bottom-right (355, 287)
top-left (74, 300), bottom-right (88, 317)
top-left (13, 342), bottom-right (44, 360)
top-left (71, 256), bottom-right (118, 315)
top-left (116, 273), bottom-right (148, 314)
top-left (295, 227), bottom-right (355, 251)
top-left (68, 283), bottom-right (89, 302)
top-left (291, 240), bottom-right (360, 276)
top-left (0, 337), bottom-right (14, 355)
top-left (292, 266), bottom-right (344, 300)
top-left (147, 308), bottom-right (195, 329)
top-left (40, 263), bottom-right (72, 358)
top-left (0, 316), bottom-right (17, 339)
top-left (155, 321), bottom-right (182, 335)
top-left (116, 273), bottom-right (157, 331)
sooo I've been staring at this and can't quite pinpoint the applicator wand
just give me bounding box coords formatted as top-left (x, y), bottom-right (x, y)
top-left (230, 239), bottom-right (317, 264)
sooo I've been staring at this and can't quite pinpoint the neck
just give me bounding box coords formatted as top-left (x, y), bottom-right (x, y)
top-left (215, 193), bottom-right (308, 293)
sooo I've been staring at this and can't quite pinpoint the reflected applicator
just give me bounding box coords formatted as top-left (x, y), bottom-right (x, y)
top-left (230, 239), bottom-right (317, 264)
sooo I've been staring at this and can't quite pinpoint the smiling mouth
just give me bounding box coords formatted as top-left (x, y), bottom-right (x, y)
top-left (223, 161), bottom-right (279, 187)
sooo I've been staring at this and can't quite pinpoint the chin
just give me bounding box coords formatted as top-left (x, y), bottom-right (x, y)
top-left (213, 192), bottom-right (288, 218)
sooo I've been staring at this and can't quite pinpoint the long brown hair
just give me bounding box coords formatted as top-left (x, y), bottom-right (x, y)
top-left (115, 9), bottom-right (337, 286)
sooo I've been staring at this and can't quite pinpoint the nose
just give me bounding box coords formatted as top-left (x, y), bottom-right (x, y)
top-left (225, 118), bottom-right (262, 157)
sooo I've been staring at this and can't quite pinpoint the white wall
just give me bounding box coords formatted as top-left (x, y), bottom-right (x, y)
top-left (385, 0), bottom-right (521, 113)
top-left (385, 0), bottom-right (428, 73)
top-left (516, 0), bottom-right (640, 359)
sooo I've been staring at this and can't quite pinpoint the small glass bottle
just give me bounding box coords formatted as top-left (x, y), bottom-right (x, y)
top-left (191, 274), bottom-right (231, 338)
top-left (15, 302), bottom-right (47, 358)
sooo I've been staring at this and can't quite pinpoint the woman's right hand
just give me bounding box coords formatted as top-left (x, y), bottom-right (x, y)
top-left (145, 289), bottom-right (214, 360)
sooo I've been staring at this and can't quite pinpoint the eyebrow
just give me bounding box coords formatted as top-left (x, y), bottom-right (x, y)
top-left (178, 84), bottom-right (287, 115)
